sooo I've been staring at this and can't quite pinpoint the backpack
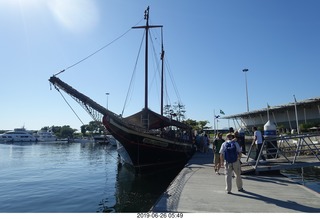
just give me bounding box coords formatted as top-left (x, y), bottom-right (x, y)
top-left (224, 141), bottom-right (238, 163)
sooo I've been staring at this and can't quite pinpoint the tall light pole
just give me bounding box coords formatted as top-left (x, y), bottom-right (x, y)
top-left (242, 68), bottom-right (249, 112)
top-left (105, 93), bottom-right (110, 109)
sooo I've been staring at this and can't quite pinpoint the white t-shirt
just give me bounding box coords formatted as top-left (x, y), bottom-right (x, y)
top-left (254, 130), bottom-right (263, 144)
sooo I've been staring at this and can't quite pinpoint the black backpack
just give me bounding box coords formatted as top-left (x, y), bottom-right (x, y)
top-left (224, 141), bottom-right (238, 163)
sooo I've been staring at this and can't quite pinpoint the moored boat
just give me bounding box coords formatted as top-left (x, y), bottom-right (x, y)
top-left (49, 7), bottom-right (195, 173)
top-left (72, 137), bottom-right (95, 143)
top-left (0, 127), bottom-right (36, 143)
top-left (35, 130), bottom-right (58, 142)
top-left (94, 135), bottom-right (118, 146)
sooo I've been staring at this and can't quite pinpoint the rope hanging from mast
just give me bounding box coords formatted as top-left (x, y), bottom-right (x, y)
top-left (53, 19), bottom-right (143, 77)
top-left (121, 32), bottom-right (145, 117)
top-left (54, 86), bottom-right (86, 126)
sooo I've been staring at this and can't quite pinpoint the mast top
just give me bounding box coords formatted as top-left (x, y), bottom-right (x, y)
top-left (132, 6), bottom-right (162, 30)
top-left (144, 6), bottom-right (149, 21)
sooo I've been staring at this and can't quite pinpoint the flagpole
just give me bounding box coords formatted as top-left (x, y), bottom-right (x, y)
top-left (213, 110), bottom-right (216, 136)
top-left (293, 95), bottom-right (300, 134)
top-left (217, 119), bottom-right (219, 132)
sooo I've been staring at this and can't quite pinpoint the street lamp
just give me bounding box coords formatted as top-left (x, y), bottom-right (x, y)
top-left (242, 68), bottom-right (249, 112)
top-left (105, 93), bottom-right (110, 109)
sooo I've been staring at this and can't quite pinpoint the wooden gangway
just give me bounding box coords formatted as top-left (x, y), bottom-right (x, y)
top-left (241, 133), bottom-right (320, 174)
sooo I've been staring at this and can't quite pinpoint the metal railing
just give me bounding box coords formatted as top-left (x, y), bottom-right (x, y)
top-left (246, 133), bottom-right (320, 170)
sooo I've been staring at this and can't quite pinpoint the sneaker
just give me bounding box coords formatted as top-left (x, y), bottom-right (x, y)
top-left (238, 188), bottom-right (245, 192)
top-left (227, 191), bottom-right (232, 194)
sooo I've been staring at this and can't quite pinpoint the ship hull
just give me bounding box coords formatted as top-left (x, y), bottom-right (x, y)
top-left (103, 114), bottom-right (195, 173)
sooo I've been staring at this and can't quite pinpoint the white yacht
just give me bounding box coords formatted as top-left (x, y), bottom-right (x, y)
top-left (35, 130), bottom-right (57, 142)
top-left (0, 128), bottom-right (36, 142)
top-left (94, 135), bottom-right (118, 146)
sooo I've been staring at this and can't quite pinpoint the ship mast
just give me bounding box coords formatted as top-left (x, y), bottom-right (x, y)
top-left (160, 28), bottom-right (165, 116)
top-left (132, 7), bottom-right (163, 127)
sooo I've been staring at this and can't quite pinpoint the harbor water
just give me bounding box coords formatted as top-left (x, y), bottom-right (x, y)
top-left (0, 142), bottom-right (319, 213)
top-left (0, 142), bottom-right (180, 213)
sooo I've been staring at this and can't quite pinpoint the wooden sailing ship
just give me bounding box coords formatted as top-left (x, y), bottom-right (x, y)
top-left (49, 7), bottom-right (195, 173)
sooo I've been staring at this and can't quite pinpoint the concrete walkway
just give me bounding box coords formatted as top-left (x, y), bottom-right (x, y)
top-left (151, 149), bottom-right (320, 213)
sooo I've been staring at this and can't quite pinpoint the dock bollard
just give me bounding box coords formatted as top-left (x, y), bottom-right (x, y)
top-left (264, 120), bottom-right (278, 159)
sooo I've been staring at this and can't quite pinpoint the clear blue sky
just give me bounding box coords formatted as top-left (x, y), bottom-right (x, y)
top-left (1, 0), bottom-right (319, 131)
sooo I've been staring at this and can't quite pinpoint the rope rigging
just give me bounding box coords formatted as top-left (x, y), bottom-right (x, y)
top-left (53, 82), bottom-right (107, 129)
top-left (50, 18), bottom-right (144, 125)
top-left (54, 86), bottom-right (86, 126)
top-left (53, 18), bottom-right (144, 77)
top-left (149, 26), bottom-right (184, 110)
top-left (121, 31), bottom-right (145, 117)
top-left (119, 25), bottom-right (185, 118)
top-left (50, 15), bottom-right (185, 123)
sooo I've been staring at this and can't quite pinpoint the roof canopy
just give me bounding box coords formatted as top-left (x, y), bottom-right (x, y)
top-left (124, 108), bottom-right (191, 130)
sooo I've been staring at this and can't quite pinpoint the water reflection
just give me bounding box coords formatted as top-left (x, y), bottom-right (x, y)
top-left (105, 163), bottom-right (183, 213)
top-left (281, 167), bottom-right (320, 193)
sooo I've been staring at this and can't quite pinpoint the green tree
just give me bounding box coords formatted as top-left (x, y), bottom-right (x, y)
top-left (87, 121), bottom-right (105, 135)
top-left (184, 119), bottom-right (210, 131)
top-left (51, 126), bottom-right (62, 135)
top-left (184, 119), bottom-right (198, 130)
top-left (80, 125), bottom-right (88, 136)
top-left (163, 102), bottom-right (186, 121)
top-left (198, 120), bottom-right (210, 131)
top-left (173, 102), bottom-right (186, 122)
top-left (163, 104), bottom-right (173, 118)
top-left (40, 126), bottom-right (50, 131)
top-left (59, 125), bottom-right (77, 138)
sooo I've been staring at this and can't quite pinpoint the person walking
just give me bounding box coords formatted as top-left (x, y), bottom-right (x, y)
top-left (203, 133), bottom-right (210, 153)
top-left (234, 130), bottom-right (246, 155)
top-left (213, 132), bottom-right (224, 174)
top-left (219, 133), bottom-right (244, 194)
top-left (195, 133), bottom-right (201, 152)
top-left (251, 126), bottom-right (266, 161)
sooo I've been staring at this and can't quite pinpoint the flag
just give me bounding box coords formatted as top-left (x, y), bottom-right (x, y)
top-left (267, 103), bottom-right (270, 108)
top-left (215, 115), bottom-right (220, 119)
top-left (220, 109), bottom-right (225, 115)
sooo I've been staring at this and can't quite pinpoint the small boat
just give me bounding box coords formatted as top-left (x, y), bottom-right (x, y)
top-left (0, 127), bottom-right (36, 143)
top-left (94, 135), bottom-right (118, 146)
top-left (49, 7), bottom-right (195, 173)
top-left (72, 137), bottom-right (95, 143)
top-left (94, 135), bottom-right (110, 145)
top-left (35, 130), bottom-right (58, 142)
